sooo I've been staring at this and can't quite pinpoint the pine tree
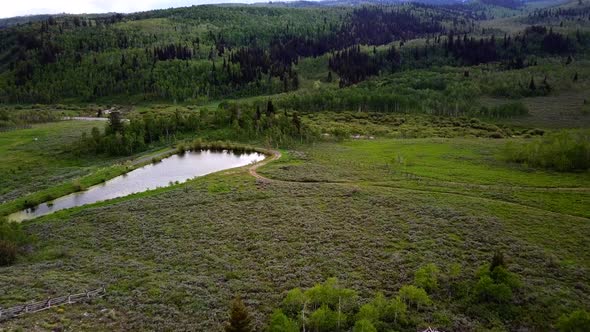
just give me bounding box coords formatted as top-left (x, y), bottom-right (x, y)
top-left (266, 100), bottom-right (275, 117)
top-left (491, 251), bottom-right (505, 271)
top-left (292, 112), bottom-right (301, 135)
top-left (291, 73), bottom-right (299, 90)
top-left (529, 77), bottom-right (536, 90)
top-left (225, 296), bottom-right (253, 332)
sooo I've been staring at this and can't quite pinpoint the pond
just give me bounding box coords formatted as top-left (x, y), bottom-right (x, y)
top-left (8, 150), bottom-right (265, 222)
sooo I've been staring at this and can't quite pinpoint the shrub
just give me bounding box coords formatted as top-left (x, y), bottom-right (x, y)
top-left (504, 130), bottom-right (590, 171)
top-left (474, 274), bottom-right (513, 303)
top-left (556, 310), bottom-right (590, 332)
top-left (0, 219), bottom-right (30, 245)
top-left (474, 265), bottom-right (521, 304)
top-left (72, 179), bottom-right (86, 192)
top-left (176, 143), bottom-right (186, 154)
top-left (488, 131), bottom-right (504, 139)
top-left (0, 240), bottom-right (17, 266)
top-left (414, 263), bottom-right (440, 293)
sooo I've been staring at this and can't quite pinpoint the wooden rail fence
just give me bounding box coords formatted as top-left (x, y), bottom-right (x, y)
top-left (0, 287), bottom-right (106, 322)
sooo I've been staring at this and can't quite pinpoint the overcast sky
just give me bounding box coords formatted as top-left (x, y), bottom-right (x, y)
top-left (1, 0), bottom-right (285, 19)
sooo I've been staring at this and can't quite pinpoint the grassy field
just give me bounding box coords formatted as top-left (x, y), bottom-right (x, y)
top-left (261, 139), bottom-right (590, 217)
top-left (0, 133), bottom-right (588, 330)
top-left (481, 90), bottom-right (590, 129)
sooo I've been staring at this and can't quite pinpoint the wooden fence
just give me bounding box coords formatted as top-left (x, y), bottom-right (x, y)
top-left (0, 287), bottom-right (106, 322)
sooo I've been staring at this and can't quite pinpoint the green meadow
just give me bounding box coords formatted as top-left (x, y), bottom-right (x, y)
top-left (0, 124), bottom-right (589, 330)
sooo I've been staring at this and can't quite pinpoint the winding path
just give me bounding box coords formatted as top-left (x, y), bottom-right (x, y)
top-left (249, 149), bottom-right (281, 180)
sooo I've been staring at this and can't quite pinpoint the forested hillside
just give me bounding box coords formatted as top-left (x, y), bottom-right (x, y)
top-left (0, 1), bottom-right (551, 103)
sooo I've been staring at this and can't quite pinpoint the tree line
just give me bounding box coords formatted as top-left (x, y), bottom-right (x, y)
top-left (77, 101), bottom-right (317, 156)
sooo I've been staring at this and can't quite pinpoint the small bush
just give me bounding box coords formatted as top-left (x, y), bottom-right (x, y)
top-left (0, 219), bottom-right (33, 266)
top-left (0, 219), bottom-right (30, 245)
top-left (414, 263), bottom-right (440, 293)
top-left (488, 131), bottom-right (504, 139)
top-left (0, 240), bottom-right (17, 266)
top-left (176, 143), bottom-right (186, 154)
top-left (556, 309), bottom-right (590, 332)
top-left (72, 179), bottom-right (86, 192)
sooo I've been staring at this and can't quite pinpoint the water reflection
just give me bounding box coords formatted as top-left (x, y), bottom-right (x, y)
top-left (8, 150), bottom-right (265, 222)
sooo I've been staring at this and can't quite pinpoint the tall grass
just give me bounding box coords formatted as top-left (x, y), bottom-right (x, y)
top-left (504, 130), bottom-right (590, 171)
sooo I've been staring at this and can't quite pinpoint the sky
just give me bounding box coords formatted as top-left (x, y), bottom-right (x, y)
top-left (1, 0), bottom-right (285, 19)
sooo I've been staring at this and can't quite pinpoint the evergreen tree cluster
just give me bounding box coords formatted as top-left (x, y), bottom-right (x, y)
top-left (527, 6), bottom-right (590, 24)
top-left (153, 44), bottom-right (193, 61)
top-left (329, 46), bottom-right (379, 87)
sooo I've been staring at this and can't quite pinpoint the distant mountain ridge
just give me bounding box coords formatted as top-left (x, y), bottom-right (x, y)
top-left (0, 0), bottom-right (537, 27)
top-left (3, 0), bottom-right (568, 26)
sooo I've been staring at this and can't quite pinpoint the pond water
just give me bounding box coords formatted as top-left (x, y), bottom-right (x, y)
top-left (8, 150), bottom-right (265, 222)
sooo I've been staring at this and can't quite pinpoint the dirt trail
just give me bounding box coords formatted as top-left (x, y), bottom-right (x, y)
top-left (249, 149), bottom-right (281, 180)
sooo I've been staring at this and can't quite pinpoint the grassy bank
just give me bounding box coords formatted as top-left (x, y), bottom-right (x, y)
top-left (0, 120), bottom-right (182, 217)
top-left (0, 129), bottom-right (275, 218)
